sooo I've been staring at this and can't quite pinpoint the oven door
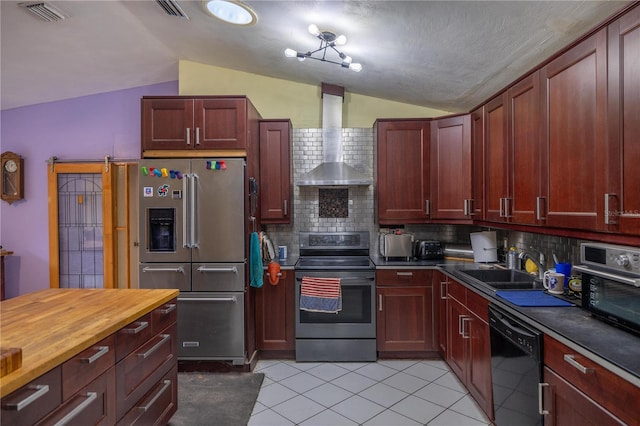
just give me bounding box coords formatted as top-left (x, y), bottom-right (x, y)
top-left (295, 270), bottom-right (376, 339)
top-left (581, 270), bottom-right (640, 334)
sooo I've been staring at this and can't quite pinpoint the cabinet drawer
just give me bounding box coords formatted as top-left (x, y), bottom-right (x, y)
top-left (544, 335), bottom-right (639, 424)
top-left (62, 335), bottom-right (115, 400)
top-left (37, 367), bottom-right (116, 426)
top-left (115, 313), bottom-right (153, 362)
top-left (376, 269), bottom-right (433, 286)
top-left (116, 323), bottom-right (176, 420)
top-left (447, 279), bottom-right (466, 303)
top-left (152, 299), bottom-right (178, 335)
top-left (117, 364), bottom-right (177, 426)
top-left (1, 366), bottom-right (62, 426)
top-left (465, 290), bottom-right (488, 323)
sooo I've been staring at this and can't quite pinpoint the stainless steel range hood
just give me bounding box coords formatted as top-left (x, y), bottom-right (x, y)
top-left (296, 86), bottom-right (372, 186)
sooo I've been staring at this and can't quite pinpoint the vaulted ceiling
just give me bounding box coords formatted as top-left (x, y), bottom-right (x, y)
top-left (0, 1), bottom-right (631, 111)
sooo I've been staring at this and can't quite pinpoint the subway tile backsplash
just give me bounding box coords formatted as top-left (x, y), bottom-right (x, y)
top-left (265, 127), bottom-right (591, 266)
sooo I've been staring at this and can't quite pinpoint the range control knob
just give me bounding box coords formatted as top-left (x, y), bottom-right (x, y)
top-left (616, 254), bottom-right (630, 267)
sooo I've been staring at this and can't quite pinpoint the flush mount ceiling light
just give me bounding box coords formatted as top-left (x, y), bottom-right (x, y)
top-left (203, 0), bottom-right (257, 26)
top-left (285, 24), bottom-right (362, 72)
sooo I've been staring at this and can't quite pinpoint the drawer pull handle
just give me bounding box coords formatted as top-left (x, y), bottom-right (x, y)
top-left (197, 266), bottom-right (238, 274)
top-left (138, 380), bottom-right (172, 413)
top-left (2, 385), bottom-right (49, 411)
top-left (138, 334), bottom-right (171, 359)
top-left (123, 321), bottom-right (149, 334)
top-left (52, 392), bottom-right (97, 426)
top-left (396, 272), bottom-right (414, 277)
top-left (538, 383), bottom-right (550, 415)
top-left (440, 281), bottom-right (448, 300)
top-left (81, 346), bottom-right (109, 364)
top-left (461, 317), bottom-right (471, 339)
top-left (159, 303), bottom-right (177, 315)
top-left (563, 354), bottom-right (594, 374)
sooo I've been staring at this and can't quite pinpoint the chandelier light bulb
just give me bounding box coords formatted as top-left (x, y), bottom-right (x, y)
top-left (308, 24), bottom-right (320, 36)
top-left (284, 48), bottom-right (297, 58)
top-left (335, 34), bottom-right (347, 45)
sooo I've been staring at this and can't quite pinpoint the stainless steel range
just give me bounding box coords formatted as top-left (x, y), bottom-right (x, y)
top-left (295, 232), bottom-right (376, 362)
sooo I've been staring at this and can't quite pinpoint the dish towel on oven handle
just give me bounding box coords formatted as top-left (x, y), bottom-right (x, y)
top-left (300, 276), bottom-right (342, 313)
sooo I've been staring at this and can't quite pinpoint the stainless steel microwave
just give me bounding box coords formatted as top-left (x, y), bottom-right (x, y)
top-left (575, 243), bottom-right (640, 335)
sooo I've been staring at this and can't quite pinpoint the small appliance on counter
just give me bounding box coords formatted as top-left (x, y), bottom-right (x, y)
top-left (413, 240), bottom-right (445, 260)
top-left (378, 230), bottom-right (413, 260)
top-left (470, 231), bottom-right (498, 263)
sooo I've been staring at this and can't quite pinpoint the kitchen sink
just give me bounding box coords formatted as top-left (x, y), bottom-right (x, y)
top-left (457, 268), bottom-right (542, 290)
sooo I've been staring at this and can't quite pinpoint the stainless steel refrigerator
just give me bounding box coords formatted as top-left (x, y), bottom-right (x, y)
top-left (138, 158), bottom-right (246, 365)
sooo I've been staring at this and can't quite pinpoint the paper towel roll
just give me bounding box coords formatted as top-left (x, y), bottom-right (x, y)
top-left (470, 231), bottom-right (498, 263)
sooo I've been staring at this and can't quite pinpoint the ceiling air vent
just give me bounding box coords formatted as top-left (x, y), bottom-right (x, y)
top-left (156, 0), bottom-right (189, 19)
top-left (19, 2), bottom-right (68, 22)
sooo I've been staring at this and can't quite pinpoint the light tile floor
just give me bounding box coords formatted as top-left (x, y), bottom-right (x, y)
top-left (249, 359), bottom-right (491, 426)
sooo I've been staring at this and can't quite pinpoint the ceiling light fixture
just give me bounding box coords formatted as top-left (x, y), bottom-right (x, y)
top-left (285, 24), bottom-right (362, 72)
top-left (203, 0), bottom-right (257, 26)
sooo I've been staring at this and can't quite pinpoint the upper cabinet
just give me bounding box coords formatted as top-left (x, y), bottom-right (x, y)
top-left (540, 29), bottom-right (608, 231)
top-left (259, 120), bottom-right (292, 224)
top-left (470, 108), bottom-right (485, 219)
top-left (483, 94), bottom-right (509, 223)
top-left (430, 114), bottom-right (474, 220)
top-left (142, 97), bottom-right (258, 153)
top-left (375, 119), bottom-right (431, 224)
top-left (607, 6), bottom-right (640, 235)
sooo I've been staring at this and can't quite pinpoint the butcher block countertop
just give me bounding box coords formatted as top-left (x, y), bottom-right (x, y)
top-left (0, 288), bottom-right (179, 398)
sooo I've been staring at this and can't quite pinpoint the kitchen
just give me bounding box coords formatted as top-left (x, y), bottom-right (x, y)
top-left (2, 1), bottom-right (640, 425)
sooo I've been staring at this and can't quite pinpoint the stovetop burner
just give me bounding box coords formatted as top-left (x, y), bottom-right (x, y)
top-left (296, 231), bottom-right (373, 270)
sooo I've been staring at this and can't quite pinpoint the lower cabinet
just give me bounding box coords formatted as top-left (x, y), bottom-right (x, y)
top-left (376, 269), bottom-right (436, 354)
top-left (0, 299), bottom-right (178, 426)
top-left (445, 278), bottom-right (493, 420)
top-left (434, 271), bottom-right (448, 357)
top-left (542, 335), bottom-right (637, 425)
top-left (255, 270), bottom-right (295, 353)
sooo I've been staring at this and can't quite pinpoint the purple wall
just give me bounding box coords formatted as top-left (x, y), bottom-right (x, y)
top-left (0, 81), bottom-right (178, 298)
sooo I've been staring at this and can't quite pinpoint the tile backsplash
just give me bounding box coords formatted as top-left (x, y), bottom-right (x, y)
top-left (265, 127), bottom-right (593, 266)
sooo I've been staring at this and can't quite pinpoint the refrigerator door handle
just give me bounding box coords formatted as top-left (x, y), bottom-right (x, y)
top-left (183, 174), bottom-right (189, 248)
top-left (191, 173), bottom-right (199, 248)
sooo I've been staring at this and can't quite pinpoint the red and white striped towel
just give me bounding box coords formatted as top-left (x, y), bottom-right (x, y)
top-left (300, 276), bottom-right (342, 313)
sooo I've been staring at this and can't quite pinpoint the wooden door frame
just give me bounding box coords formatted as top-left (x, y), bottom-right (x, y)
top-left (47, 163), bottom-right (114, 288)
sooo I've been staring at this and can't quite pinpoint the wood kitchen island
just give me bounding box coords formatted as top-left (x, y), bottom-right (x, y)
top-left (0, 288), bottom-right (179, 425)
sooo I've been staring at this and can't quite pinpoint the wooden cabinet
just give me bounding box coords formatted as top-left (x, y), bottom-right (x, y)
top-left (470, 107), bottom-right (485, 218)
top-left (142, 96), bottom-right (259, 152)
top-left (430, 114), bottom-right (474, 220)
top-left (445, 278), bottom-right (493, 420)
top-left (541, 335), bottom-right (637, 425)
top-left (255, 270), bottom-right (295, 353)
top-left (483, 94), bottom-right (509, 222)
top-left (434, 271), bottom-right (448, 357)
top-left (607, 6), bottom-right (640, 235)
top-left (376, 269), bottom-right (436, 354)
top-left (375, 120), bottom-right (431, 224)
top-left (259, 120), bottom-right (292, 224)
top-left (540, 29), bottom-right (608, 230)
top-left (0, 297), bottom-right (177, 426)
top-left (508, 71), bottom-right (545, 225)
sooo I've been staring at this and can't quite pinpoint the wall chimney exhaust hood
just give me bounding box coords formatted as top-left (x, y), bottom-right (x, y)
top-left (296, 84), bottom-right (372, 186)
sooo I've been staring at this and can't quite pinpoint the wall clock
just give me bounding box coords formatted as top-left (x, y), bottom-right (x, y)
top-left (1, 152), bottom-right (24, 204)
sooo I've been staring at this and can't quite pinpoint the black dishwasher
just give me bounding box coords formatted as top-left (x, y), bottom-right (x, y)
top-left (489, 304), bottom-right (543, 426)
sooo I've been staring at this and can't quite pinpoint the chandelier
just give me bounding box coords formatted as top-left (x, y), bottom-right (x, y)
top-left (285, 24), bottom-right (362, 72)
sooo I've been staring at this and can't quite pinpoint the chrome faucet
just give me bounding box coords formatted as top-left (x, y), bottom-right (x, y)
top-left (519, 248), bottom-right (546, 280)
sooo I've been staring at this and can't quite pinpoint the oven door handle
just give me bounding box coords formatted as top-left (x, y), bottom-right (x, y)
top-left (573, 265), bottom-right (640, 287)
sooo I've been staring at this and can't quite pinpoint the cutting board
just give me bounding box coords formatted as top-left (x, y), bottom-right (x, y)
top-left (0, 348), bottom-right (22, 377)
top-left (496, 290), bottom-right (573, 307)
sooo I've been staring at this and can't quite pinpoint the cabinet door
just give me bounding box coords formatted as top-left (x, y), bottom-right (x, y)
top-left (255, 272), bottom-right (295, 351)
top-left (431, 115), bottom-right (472, 220)
top-left (376, 286), bottom-right (434, 352)
top-left (434, 272), bottom-right (448, 356)
top-left (446, 297), bottom-right (468, 380)
top-left (542, 367), bottom-right (625, 426)
top-left (484, 94), bottom-right (509, 222)
top-left (541, 30), bottom-right (607, 230)
top-left (509, 72), bottom-right (544, 225)
top-left (259, 120), bottom-right (292, 224)
top-left (376, 120), bottom-right (431, 224)
top-left (470, 107), bottom-right (485, 218)
top-left (607, 6), bottom-right (640, 235)
top-left (141, 99), bottom-right (194, 151)
top-left (196, 99), bottom-right (246, 149)
top-left (467, 312), bottom-right (493, 419)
